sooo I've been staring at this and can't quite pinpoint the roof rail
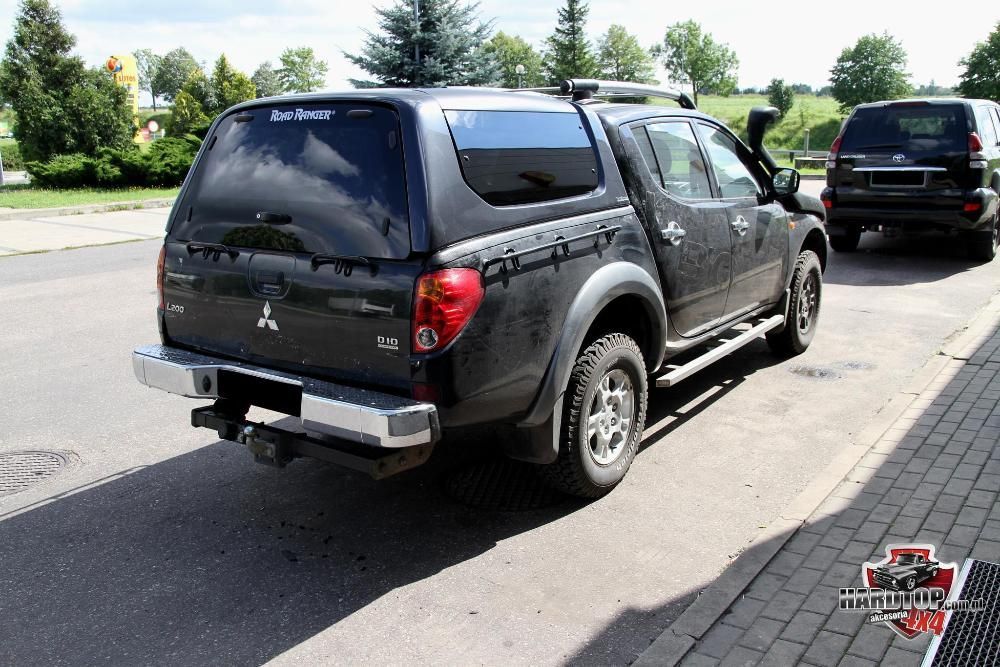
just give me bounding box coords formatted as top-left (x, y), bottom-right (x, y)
top-left (510, 79), bottom-right (697, 110)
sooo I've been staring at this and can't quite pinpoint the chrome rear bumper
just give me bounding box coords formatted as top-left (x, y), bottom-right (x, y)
top-left (132, 344), bottom-right (438, 448)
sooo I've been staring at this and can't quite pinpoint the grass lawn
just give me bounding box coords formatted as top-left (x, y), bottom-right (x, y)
top-left (668, 94), bottom-right (847, 153)
top-left (0, 184), bottom-right (179, 209)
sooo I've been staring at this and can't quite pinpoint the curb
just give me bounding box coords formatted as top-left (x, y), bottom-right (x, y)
top-left (634, 290), bottom-right (1000, 667)
top-left (0, 198), bottom-right (175, 221)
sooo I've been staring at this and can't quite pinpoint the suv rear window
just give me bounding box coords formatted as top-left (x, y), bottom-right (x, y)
top-left (841, 104), bottom-right (967, 153)
top-left (170, 103), bottom-right (410, 258)
top-left (444, 110), bottom-right (599, 206)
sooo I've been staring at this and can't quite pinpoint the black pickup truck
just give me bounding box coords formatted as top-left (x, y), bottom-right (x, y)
top-left (872, 553), bottom-right (941, 591)
top-left (133, 80), bottom-right (827, 497)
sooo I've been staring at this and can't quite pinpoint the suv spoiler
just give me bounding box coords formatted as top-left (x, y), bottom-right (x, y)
top-left (513, 79), bottom-right (697, 110)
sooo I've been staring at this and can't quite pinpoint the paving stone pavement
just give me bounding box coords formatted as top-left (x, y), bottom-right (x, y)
top-left (673, 324), bottom-right (1000, 666)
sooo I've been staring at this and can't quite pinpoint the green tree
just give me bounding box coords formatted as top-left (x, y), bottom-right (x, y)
top-left (542, 0), bottom-right (598, 84)
top-left (211, 54), bottom-right (256, 113)
top-left (766, 78), bottom-right (795, 117)
top-left (134, 48), bottom-right (164, 110)
top-left (153, 47), bottom-right (199, 103)
top-left (252, 60), bottom-right (283, 98)
top-left (830, 33), bottom-right (911, 112)
top-left (653, 20), bottom-right (739, 104)
top-left (483, 32), bottom-right (543, 88)
top-left (278, 47), bottom-right (328, 93)
top-left (957, 23), bottom-right (1000, 101)
top-left (179, 68), bottom-right (215, 113)
top-left (597, 24), bottom-right (657, 83)
top-left (166, 90), bottom-right (209, 137)
top-left (0, 0), bottom-right (134, 162)
top-left (345, 0), bottom-right (496, 88)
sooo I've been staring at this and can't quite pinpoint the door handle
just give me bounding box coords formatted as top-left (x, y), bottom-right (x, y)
top-left (660, 221), bottom-right (687, 246)
top-left (731, 216), bottom-right (750, 236)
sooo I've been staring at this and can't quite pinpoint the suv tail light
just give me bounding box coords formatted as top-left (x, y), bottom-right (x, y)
top-left (826, 133), bottom-right (844, 169)
top-left (156, 244), bottom-right (166, 310)
top-left (968, 133), bottom-right (984, 153)
top-left (413, 268), bottom-right (484, 353)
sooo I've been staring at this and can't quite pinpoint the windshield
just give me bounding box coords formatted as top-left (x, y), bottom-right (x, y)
top-left (170, 103), bottom-right (410, 258)
top-left (896, 554), bottom-right (919, 564)
top-left (841, 105), bottom-right (967, 154)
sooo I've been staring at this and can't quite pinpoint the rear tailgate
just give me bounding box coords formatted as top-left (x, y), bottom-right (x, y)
top-left (833, 103), bottom-right (970, 209)
top-left (162, 101), bottom-right (420, 389)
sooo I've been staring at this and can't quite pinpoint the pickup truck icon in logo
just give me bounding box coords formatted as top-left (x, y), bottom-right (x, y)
top-left (871, 552), bottom-right (940, 591)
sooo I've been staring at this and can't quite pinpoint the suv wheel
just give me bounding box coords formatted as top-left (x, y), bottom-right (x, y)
top-left (829, 225), bottom-right (861, 252)
top-left (542, 333), bottom-right (647, 498)
top-left (767, 250), bottom-right (823, 357)
top-left (967, 211), bottom-right (999, 262)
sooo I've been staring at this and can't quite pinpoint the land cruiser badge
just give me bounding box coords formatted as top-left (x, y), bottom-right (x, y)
top-left (257, 301), bottom-right (279, 331)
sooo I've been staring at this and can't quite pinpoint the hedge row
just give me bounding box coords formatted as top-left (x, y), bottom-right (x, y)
top-left (27, 136), bottom-right (200, 189)
top-left (0, 141), bottom-right (25, 171)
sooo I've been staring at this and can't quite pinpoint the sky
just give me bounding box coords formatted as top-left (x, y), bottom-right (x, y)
top-left (0, 0), bottom-right (992, 104)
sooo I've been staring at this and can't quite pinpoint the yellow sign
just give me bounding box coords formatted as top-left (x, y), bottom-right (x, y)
top-left (106, 54), bottom-right (141, 142)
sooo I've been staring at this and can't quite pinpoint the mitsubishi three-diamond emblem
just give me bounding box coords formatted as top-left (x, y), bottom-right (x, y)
top-left (257, 301), bottom-right (279, 330)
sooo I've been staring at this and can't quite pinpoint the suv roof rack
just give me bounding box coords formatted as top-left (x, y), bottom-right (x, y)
top-left (511, 79), bottom-right (697, 110)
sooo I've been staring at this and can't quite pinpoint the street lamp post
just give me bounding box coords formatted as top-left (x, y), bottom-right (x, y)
top-left (413, 0), bottom-right (420, 86)
top-left (515, 63), bottom-right (525, 89)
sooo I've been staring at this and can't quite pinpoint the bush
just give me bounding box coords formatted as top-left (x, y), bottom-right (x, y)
top-left (27, 137), bottom-right (200, 189)
top-left (0, 141), bottom-right (26, 171)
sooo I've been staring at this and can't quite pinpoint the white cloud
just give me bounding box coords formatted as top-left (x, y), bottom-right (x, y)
top-left (0, 0), bottom-right (988, 102)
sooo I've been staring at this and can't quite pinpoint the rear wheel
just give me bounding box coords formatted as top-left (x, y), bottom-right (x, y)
top-left (767, 250), bottom-right (823, 357)
top-left (541, 333), bottom-right (647, 498)
top-left (967, 212), bottom-right (998, 262)
top-left (829, 225), bottom-right (861, 252)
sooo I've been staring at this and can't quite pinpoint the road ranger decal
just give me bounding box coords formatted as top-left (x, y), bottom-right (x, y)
top-left (270, 109), bottom-right (335, 122)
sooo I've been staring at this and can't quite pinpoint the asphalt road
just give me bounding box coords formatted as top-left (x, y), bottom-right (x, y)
top-left (1, 207), bottom-right (999, 665)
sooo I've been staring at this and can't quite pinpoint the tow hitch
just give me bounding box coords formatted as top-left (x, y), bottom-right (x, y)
top-left (191, 405), bottom-right (434, 479)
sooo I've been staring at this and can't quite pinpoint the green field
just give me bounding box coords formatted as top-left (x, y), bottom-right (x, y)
top-left (0, 184), bottom-right (179, 209)
top-left (686, 94), bottom-right (846, 153)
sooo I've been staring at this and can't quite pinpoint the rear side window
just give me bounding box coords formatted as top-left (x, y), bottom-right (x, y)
top-left (171, 103), bottom-right (410, 258)
top-left (444, 110), bottom-right (599, 206)
top-left (645, 122), bottom-right (712, 199)
top-left (976, 107), bottom-right (998, 148)
top-left (841, 105), bottom-right (967, 153)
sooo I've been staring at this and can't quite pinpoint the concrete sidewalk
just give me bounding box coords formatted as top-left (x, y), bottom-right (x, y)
top-left (639, 295), bottom-right (1000, 666)
top-left (0, 206), bottom-right (170, 256)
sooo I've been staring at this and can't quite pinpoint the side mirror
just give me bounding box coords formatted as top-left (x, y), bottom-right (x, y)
top-left (772, 168), bottom-right (800, 196)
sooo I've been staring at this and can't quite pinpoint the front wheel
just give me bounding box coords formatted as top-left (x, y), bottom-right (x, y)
top-left (767, 250), bottom-right (823, 357)
top-left (541, 333), bottom-right (648, 498)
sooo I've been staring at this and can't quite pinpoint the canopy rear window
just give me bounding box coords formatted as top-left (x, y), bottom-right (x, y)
top-left (444, 110), bottom-right (599, 206)
top-left (170, 103), bottom-right (409, 258)
top-left (841, 104), bottom-right (967, 153)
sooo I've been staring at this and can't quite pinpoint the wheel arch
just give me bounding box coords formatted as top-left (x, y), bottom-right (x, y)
top-left (505, 262), bottom-right (665, 464)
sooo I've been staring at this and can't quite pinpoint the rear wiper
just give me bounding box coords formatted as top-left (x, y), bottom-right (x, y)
top-left (855, 143), bottom-right (902, 149)
top-left (257, 211), bottom-right (292, 224)
top-left (310, 253), bottom-right (374, 276)
top-left (186, 242), bottom-right (239, 259)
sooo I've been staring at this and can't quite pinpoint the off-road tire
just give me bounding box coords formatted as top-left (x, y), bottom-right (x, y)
top-left (541, 333), bottom-right (647, 499)
top-left (829, 225), bottom-right (861, 252)
top-left (767, 250), bottom-right (823, 358)
top-left (967, 211), bottom-right (998, 262)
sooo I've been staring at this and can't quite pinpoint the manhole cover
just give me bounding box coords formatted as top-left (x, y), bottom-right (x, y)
top-left (790, 366), bottom-right (841, 380)
top-left (0, 451), bottom-right (68, 497)
top-left (445, 458), bottom-right (567, 511)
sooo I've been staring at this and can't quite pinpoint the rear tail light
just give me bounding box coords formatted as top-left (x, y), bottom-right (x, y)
top-left (156, 244), bottom-right (166, 310)
top-left (964, 202), bottom-right (982, 213)
top-left (968, 133), bottom-right (984, 153)
top-left (412, 268), bottom-right (484, 353)
top-left (820, 189), bottom-right (834, 209)
top-left (828, 134), bottom-right (844, 157)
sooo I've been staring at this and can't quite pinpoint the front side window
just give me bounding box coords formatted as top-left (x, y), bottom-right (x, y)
top-left (444, 110), bottom-right (599, 206)
top-left (696, 124), bottom-right (763, 199)
top-left (644, 122), bottom-right (712, 199)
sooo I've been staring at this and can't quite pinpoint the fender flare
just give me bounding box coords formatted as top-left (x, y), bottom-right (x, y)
top-left (506, 262), bottom-right (666, 464)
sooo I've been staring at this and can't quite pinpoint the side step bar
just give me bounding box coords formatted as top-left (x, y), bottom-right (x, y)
top-left (655, 314), bottom-right (785, 388)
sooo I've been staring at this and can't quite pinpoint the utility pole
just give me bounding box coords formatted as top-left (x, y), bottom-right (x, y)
top-left (413, 0), bottom-right (420, 87)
